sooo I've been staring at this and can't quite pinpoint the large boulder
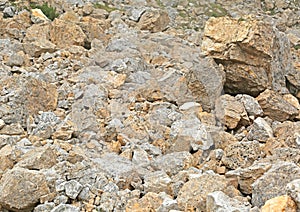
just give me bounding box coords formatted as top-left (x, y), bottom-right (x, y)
top-left (202, 16), bottom-right (292, 96)
top-left (0, 167), bottom-right (50, 211)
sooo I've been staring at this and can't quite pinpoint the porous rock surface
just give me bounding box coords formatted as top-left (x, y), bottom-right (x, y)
top-left (0, 0), bottom-right (299, 211)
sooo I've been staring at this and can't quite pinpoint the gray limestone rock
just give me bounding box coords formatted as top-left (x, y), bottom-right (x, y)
top-left (206, 191), bottom-right (251, 212)
top-left (50, 204), bottom-right (80, 212)
top-left (235, 94), bottom-right (264, 118)
top-left (252, 161), bottom-right (300, 207)
top-left (144, 171), bottom-right (172, 194)
top-left (33, 202), bottom-right (55, 212)
top-left (287, 179), bottom-right (300, 210)
top-left (151, 151), bottom-right (195, 176)
top-left (64, 180), bottom-right (83, 199)
top-left (247, 117), bottom-right (273, 142)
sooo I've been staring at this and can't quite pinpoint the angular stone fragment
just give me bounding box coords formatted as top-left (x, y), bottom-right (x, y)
top-left (206, 191), bottom-right (251, 212)
top-left (256, 89), bottom-right (298, 122)
top-left (252, 161), bottom-right (300, 207)
top-left (177, 172), bottom-right (229, 211)
top-left (0, 167), bottom-right (50, 211)
top-left (50, 19), bottom-right (87, 48)
top-left (16, 146), bottom-right (57, 170)
top-left (287, 179), bottom-right (300, 211)
top-left (215, 94), bottom-right (249, 129)
top-left (170, 117), bottom-right (214, 152)
top-left (226, 163), bottom-right (272, 194)
top-left (202, 16), bottom-right (291, 95)
top-left (0, 145), bottom-right (14, 173)
top-left (247, 117), bottom-right (273, 142)
top-left (50, 204), bottom-right (80, 212)
top-left (261, 195), bottom-right (297, 212)
top-left (151, 151), bottom-right (195, 176)
top-left (138, 9), bottom-right (170, 32)
top-left (186, 58), bottom-right (225, 111)
top-left (0, 123), bottom-right (24, 135)
top-left (64, 180), bottom-right (83, 199)
top-left (235, 94), bottom-right (264, 118)
top-left (144, 171), bottom-right (172, 195)
top-left (222, 141), bottom-right (262, 169)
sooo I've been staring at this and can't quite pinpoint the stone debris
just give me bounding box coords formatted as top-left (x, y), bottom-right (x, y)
top-left (0, 0), bottom-right (299, 211)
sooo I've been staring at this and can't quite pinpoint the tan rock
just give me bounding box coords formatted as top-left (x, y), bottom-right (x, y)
top-left (261, 195), bottom-right (297, 212)
top-left (0, 145), bottom-right (14, 173)
top-left (31, 9), bottom-right (49, 23)
top-left (50, 19), bottom-right (87, 48)
top-left (177, 172), bottom-right (229, 211)
top-left (202, 16), bottom-right (291, 95)
top-left (257, 89), bottom-right (298, 122)
top-left (125, 192), bottom-right (163, 211)
top-left (80, 16), bottom-right (110, 42)
top-left (0, 167), bottom-right (50, 211)
top-left (138, 9), bottom-right (170, 32)
top-left (52, 130), bottom-right (73, 140)
top-left (16, 146), bottom-right (57, 170)
top-left (215, 94), bottom-right (249, 129)
top-left (0, 123), bottom-right (24, 135)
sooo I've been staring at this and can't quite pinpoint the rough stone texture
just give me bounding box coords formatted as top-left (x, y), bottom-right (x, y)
top-left (0, 167), bottom-right (50, 211)
top-left (261, 195), bottom-right (297, 212)
top-left (287, 179), bottom-right (300, 211)
top-left (226, 163), bottom-right (272, 194)
top-left (151, 151), bottom-right (195, 176)
top-left (50, 19), bottom-right (87, 48)
top-left (235, 94), bottom-right (264, 118)
top-left (256, 89), bottom-right (298, 122)
top-left (247, 117), bottom-right (273, 142)
top-left (202, 16), bottom-right (291, 95)
top-left (222, 141), bottom-right (262, 169)
top-left (138, 9), bottom-right (170, 32)
top-left (177, 172), bottom-right (229, 211)
top-left (272, 121), bottom-right (300, 148)
top-left (16, 146), bottom-right (57, 170)
top-left (0, 76), bottom-right (58, 127)
top-left (64, 180), bottom-right (83, 199)
top-left (143, 171), bottom-right (172, 195)
top-left (215, 94), bottom-right (249, 129)
top-left (252, 161), bottom-right (300, 207)
top-left (206, 191), bottom-right (251, 212)
top-left (50, 204), bottom-right (80, 212)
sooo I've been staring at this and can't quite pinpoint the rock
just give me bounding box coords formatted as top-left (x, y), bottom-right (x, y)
top-left (235, 94), bottom-right (264, 118)
top-left (256, 89), bottom-right (298, 122)
top-left (16, 146), bottom-right (57, 170)
top-left (144, 171), bottom-right (172, 194)
top-left (23, 39), bottom-right (57, 57)
top-left (177, 172), bottom-right (229, 211)
top-left (0, 119), bottom-right (5, 129)
top-left (128, 8), bottom-right (146, 22)
top-left (49, 19), bottom-right (87, 48)
top-left (126, 192), bottom-right (164, 211)
top-left (272, 122), bottom-right (300, 148)
top-left (222, 141), bottom-right (262, 169)
top-left (0, 76), bottom-right (58, 127)
top-left (247, 117), bottom-right (273, 142)
top-left (287, 179), bottom-right (300, 210)
top-left (151, 151), bottom-right (195, 176)
top-left (206, 191), bottom-right (251, 212)
top-left (5, 52), bottom-right (25, 67)
top-left (261, 195), bottom-right (297, 212)
top-left (138, 9), bottom-right (170, 32)
top-left (0, 123), bottom-right (24, 135)
top-left (252, 161), bottom-right (300, 207)
top-left (33, 202), bottom-right (55, 212)
top-left (0, 145), bottom-right (14, 174)
top-left (50, 204), bottom-right (80, 212)
top-left (64, 180), bottom-right (83, 199)
top-left (202, 16), bottom-right (291, 95)
top-left (226, 163), bottom-right (272, 194)
top-left (0, 167), bottom-right (50, 211)
top-left (186, 57), bottom-right (225, 111)
top-left (169, 117), bottom-right (214, 152)
top-left (3, 6), bottom-right (15, 18)
top-left (210, 131), bottom-right (238, 150)
top-left (215, 94), bottom-right (249, 129)
top-left (31, 9), bottom-right (49, 24)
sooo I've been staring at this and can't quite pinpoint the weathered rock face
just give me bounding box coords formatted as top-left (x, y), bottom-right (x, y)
top-left (252, 162), bottom-right (300, 207)
top-left (138, 9), bottom-right (170, 32)
top-left (256, 89), bottom-right (299, 122)
top-left (0, 76), bottom-right (58, 127)
top-left (202, 16), bottom-right (291, 96)
top-left (0, 167), bottom-right (50, 211)
top-left (177, 172), bottom-right (229, 211)
top-left (206, 191), bottom-right (251, 212)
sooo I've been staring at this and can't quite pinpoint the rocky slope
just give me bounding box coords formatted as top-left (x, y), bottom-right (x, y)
top-left (0, 0), bottom-right (300, 211)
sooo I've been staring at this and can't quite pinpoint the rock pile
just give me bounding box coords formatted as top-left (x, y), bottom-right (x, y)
top-left (0, 0), bottom-right (299, 211)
